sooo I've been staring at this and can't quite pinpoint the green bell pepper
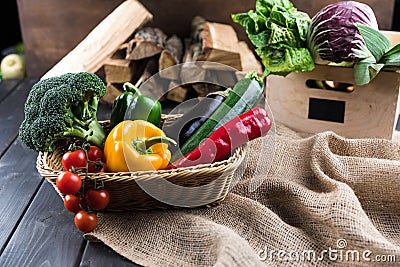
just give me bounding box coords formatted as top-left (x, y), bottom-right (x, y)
top-left (109, 82), bottom-right (162, 129)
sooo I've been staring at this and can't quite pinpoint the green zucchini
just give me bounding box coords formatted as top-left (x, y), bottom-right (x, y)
top-left (171, 72), bottom-right (264, 161)
top-left (163, 91), bottom-right (228, 156)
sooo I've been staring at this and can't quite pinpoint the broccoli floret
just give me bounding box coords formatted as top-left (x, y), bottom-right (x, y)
top-left (19, 72), bottom-right (107, 152)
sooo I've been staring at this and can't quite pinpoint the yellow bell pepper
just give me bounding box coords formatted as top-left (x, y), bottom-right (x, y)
top-left (104, 120), bottom-right (176, 172)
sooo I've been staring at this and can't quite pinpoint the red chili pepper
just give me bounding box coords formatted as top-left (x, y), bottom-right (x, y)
top-left (167, 107), bottom-right (272, 169)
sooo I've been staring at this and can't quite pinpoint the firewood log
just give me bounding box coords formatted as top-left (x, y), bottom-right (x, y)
top-left (159, 35), bottom-right (183, 80)
top-left (135, 56), bottom-right (165, 100)
top-left (185, 16), bottom-right (242, 70)
top-left (190, 15), bottom-right (206, 43)
top-left (103, 43), bottom-right (130, 83)
top-left (180, 38), bottom-right (207, 82)
top-left (190, 16), bottom-right (206, 60)
top-left (159, 35), bottom-right (183, 70)
top-left (104, 58), bottom-right (133, 83)
top-left (238, 41), bottom-right (263, 76)
top-left (135, 56), bottom-right (158, 87)
top-left (200, 22), bottom-right (242, 70)
top-left (101, 83), bottom-right (124, 106)
top-left (166, 80), bottom-right (188, 103)
top-left (126, 27), bottom-right (167, 60)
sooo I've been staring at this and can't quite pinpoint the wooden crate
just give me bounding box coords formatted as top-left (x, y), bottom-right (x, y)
top-left (266, 32), bottom-right (400, 140)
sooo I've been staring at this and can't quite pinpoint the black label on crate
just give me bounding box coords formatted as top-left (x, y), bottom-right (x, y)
top-left (308, 98), bottom-right (345, 123)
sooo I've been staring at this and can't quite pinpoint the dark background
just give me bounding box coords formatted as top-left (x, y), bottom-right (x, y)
top-left (393, 0), bottom-right (400, 31)
top-left (1, 1), bottom-right (22, 55)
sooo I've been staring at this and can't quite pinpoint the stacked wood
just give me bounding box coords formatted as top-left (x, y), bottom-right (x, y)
top-left (101, 56), bottom-right (162, 105)
top-left (37, 0), bottom-right (264, 106)
top-left (100, 17), bottom-right (264, 106)
top-left (200, 22), bottom-right (242, 70)
top-left (161, 16), bottom-right (264, 103)
top-left (100, 28), bottom-right (168, 105)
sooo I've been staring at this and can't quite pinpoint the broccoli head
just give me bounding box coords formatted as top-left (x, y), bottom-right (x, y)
top-left (19, 72), bottom-right (107, 152)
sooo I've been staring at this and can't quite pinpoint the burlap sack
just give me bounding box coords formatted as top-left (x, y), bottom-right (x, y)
top-left (85, 124), bottom-right (400, 266)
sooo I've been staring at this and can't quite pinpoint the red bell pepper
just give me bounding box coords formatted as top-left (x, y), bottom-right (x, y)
top-left (167, 107), bottom-right (272, 169)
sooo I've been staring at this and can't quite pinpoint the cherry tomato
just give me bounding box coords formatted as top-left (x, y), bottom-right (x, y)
top-left (87, 146), bottom-right (103, 161)
top-left (64, 194), bottom-right (85, 213)
top-left (56, 171), bottom-right (82, 195)
top-left (62, 150), bottom-right (86, 172)
top-left (74, 211), bottom-right (98, 233)
top-left (85, 188), bottom-right (110, 210)
top-left (88, 161), bottom-right (105, 173)
top-left (87, 146), bottom-right (105, 173)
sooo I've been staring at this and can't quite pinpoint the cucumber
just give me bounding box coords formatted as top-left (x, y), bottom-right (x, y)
top-left (163, 91), bottom-right (227, 155)
top-left (171, 72), bottom-right (264, 161)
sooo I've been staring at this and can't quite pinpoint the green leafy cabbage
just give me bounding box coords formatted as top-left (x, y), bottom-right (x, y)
top-left (232, 0), bottom-right (314, 77)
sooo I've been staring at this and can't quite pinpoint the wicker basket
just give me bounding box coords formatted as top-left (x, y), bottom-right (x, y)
top-left (36, 115), bottom-right (247, 212)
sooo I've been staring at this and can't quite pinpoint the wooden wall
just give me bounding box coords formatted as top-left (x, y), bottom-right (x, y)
top-left (17, 0), bottom-right (395, 78)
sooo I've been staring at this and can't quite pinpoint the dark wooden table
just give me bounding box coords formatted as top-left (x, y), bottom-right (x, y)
top-left (1, 78), bottom-right (399, 266)
top-left (0, 78), bottom-right (140, 266)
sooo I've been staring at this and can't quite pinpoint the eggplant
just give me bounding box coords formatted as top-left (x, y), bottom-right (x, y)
top-left (163, 91), bottom-right (227, 154)
top-left (174, 72), bottom-right (264, 161)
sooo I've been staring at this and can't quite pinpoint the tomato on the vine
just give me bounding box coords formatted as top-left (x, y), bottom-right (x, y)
top-left (87, 146), bottom-right (104, 172)
top-left (64, 194), bottom-right (85, 213)
top-left (85, 188), bottom-right (110, 210)
top-left (87, 146), bottom-right (105, 173)
top-left (87, 146), bottom-right (104, 162)
top-left (60, 145), bottom-right (108, 233)
top-left (88, 161), bottom-right (105, 173)
top-left (74, 211), bottom-right (98, 233)
top-left (56, 171), bottom-right (82, 195)
top-left (62, 150), bottom-right (86, 172)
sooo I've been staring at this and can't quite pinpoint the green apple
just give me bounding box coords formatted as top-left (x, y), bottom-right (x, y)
top-left (1, 54), bottom-right (26, 79)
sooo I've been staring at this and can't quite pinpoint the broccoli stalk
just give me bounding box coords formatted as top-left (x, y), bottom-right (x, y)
top-left (63, 117), bottom-right (105, 149)
top-left (19, 72), bottom-right (107, 152)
